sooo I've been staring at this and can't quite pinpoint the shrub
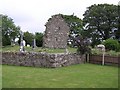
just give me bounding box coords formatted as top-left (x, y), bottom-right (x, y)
top-left (91, 48), bottom-right (120, 56)
top-left (71, 35), bottom-right (91, 54)
top-left (91, 48), bottom-right (103, 55)
top-left (106, 50), bottom-right (119, 56)
top-left (103, 39), bottom-right (120, 52)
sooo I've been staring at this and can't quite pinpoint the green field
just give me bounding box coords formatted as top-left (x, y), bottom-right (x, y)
top-left (2, 45), bottom-right (120, 56)
top-left (2, 45), bottom-right (77, 53)
top-left (2, 64), bottom-right (118, 88)
top-left (0, 65), bottom-right (2, 90)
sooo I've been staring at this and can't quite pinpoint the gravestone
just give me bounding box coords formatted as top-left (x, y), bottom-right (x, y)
top-left (43, 14), bottom-right (70, 49)
top-left (20, 40), bottom-right (25, 52)
top-left (32, 39), bottom-right (36, 49)
top-left (23, 40), bottom-right (26, 46)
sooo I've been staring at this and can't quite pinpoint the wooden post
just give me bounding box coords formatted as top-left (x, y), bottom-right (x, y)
top-left (97, 44), bottom-right (105, 65)
top-left (102, 48), bottom-right (105, 65)
top-left (102, 51), bottom-right (105, 65)
top-left (87, 54), bottom-right (89, 63)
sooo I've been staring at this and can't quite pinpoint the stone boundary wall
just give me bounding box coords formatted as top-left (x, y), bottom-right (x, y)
top-left (2, 52), bottom-right (85, 68)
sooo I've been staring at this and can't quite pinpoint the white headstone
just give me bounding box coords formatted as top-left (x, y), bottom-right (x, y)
top-left (23, 40), bottom-right (26, 46)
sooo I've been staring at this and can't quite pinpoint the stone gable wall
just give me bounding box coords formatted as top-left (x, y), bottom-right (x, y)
top-left (2, 52), bottom-right (85, 68)
top-left (43, 14), bottom-right (70, 49)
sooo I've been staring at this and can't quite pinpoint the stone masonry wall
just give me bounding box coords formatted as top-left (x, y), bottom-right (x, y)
top-left (2, 52), bottom-right (85, 68)
top-left (43, 14), bottom-right (70, 49)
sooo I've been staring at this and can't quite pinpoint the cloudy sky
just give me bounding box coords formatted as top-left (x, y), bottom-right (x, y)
top-left (0, 0), bottom-right (119, 33)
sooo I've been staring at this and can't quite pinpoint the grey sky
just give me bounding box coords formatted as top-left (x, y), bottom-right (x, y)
top-left (0, 0), bottom-right (119, 33)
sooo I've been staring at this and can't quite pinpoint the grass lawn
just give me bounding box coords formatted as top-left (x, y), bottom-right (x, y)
top-left (2, 45), bottom-right (77, 53)
top-left (0, 65), bottom-right (2, 89)
top-left (2, 64), bottom-right (118, 88)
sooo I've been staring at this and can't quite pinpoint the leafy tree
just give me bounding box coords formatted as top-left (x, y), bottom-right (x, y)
top-left (1, 14), bottom-right (20, 46)
top-left (61, 14), bottom-right (83, 47)
top-left (62, 14), bottom-right (83, 36)
top-left (35, 32), bottom-right (43, 47)
top-left (23, 31), bottom-right (34, 46)
top-left (83, 4), bottom-right (119, 47)
top-left (116, 5), bottom-right (120, 42)
top-left (0, 16), bottom-right (2, 46)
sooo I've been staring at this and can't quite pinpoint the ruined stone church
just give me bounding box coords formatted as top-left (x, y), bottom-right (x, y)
top-left (43, 14), bottom-right (70, 49)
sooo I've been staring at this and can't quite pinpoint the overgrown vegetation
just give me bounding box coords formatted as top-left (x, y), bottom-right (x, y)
top-left (91, 48), bottom-right (120, 56)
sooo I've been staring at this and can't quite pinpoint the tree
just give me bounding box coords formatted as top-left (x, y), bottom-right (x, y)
top-left (1, 14), bottom-right (20, 46)
top-left (35, 32), bottom-right (43, 47)
top-left (83, 4), bottom-right (119, 46)
top-left (116, 5), bottom-right (120, 42)
top-left (0, 15), bottom-right (2, 46)
top-left (71, 35), bottom-right (91, 54)
top-left (61, 14), bottom-right (83, 47)
top-left (23, 31), bottom-right (34, 46)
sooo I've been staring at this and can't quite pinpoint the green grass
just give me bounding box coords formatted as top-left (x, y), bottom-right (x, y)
top-left (0, 65), bottom-right (2, 89)
top-left (2, 64), bottom-right (118, 88)
top-left (2, 45), bottom-right (20, 52)
top-left (2, 45), bottom-right (77, 53)
top-left (91, 48), bottom-right (120, 56)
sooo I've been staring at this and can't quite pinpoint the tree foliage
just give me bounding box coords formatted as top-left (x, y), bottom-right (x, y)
top-left (61, 14), bottom-right (83, 46)
top-left (23, 31), bottom-right (34, 46)
top-left (1, 14), bottom-right (20, 46)
top-left (0, 15), bottom-right (2, 46)
top-left (62, 14), bottom-right (83, 36)
top-left (35, 32), bottom-right (43, 47)
top-left (83, 4), bottom-right (119, 46)
top-left (116, 5), bottom-right (120, 42)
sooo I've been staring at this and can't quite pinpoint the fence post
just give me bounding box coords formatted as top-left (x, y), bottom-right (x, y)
top-left (96, 44), bottom-right (105, 65)
top-left (102, 51), bottom-right (105, 65)
top-left (86, 54), bottom-right (89, 63)
top-left (118, 55), bottom-right (120, 67)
